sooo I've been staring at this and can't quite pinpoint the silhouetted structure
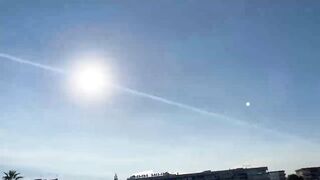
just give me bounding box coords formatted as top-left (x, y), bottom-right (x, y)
top-left (115, 174), bottom-right (119, 180)
top-left (296, 167), bottom-right (320, 180)
top-left (287, 174), bottom-right (303, 180)
top-left (269, 171), bottom-right (285, 180)
top-left (127, 167), bottom-right (270, 180)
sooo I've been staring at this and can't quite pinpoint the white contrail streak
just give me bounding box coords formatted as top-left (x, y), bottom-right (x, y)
top-left (0, 52), bottom-right (246, 126)
top-left (115, 85), bottom-right (249, 126)
top-left (0, 53), bottom-right (65, 74)
top-left (0, 53), bottom-right (316, 144)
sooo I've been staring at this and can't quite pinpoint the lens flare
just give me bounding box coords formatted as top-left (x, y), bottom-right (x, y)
top-left (68, 60), bottom-right (113, 100)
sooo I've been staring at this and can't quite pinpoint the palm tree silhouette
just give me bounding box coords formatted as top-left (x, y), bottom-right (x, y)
top-left (2, 170), bottom-right (23, 180)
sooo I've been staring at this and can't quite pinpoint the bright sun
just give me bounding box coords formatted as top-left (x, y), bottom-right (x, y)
top-left (68, 60), bottom-right (113, 99)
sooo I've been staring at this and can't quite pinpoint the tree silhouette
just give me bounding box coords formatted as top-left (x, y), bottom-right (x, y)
top-left (287, 174), bottom-right (303, 180)
top-left (2, 170), bottom-right (23, 180)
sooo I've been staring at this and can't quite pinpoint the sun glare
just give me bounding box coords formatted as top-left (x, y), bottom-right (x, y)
top-left (68, 59), bottom-right (114, 100)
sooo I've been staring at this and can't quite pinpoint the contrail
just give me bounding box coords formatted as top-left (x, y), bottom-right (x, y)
top-left (114, 85), bottom-right (248, 126)
top-left (0, 52), bottom-right (245, 126)
top-left (0, 53), bottom-right (316, 144)
top-left (0, 53), bottom-right (65, 74)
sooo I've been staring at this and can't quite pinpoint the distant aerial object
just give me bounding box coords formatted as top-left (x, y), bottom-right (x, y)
top-left (246, 102), bottom-right (251, 107)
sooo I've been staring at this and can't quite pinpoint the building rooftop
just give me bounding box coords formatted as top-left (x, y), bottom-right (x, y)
top-left (269, 170), bottom-right (285, 173)
top-left (128, 167), bottom-right (269, 180)
top-left (296, 167), bottom-right (320, 172)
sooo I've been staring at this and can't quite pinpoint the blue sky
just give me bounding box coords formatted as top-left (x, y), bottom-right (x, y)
top-left (1, 0), bottom-right (320, 179)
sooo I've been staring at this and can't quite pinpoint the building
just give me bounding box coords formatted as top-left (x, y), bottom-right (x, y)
top-left (296, 167), bottom-right (320, 180)
top-left (127, 167), bottom-right (270, 180)
top-left (268, 171), bottom-right (285, 180)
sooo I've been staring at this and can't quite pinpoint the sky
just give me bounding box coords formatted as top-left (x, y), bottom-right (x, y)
top-left (1, 0), bottom-right (320, 179)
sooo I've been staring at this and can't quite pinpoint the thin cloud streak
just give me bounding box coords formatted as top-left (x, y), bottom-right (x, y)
top-left (0, 52), bottom-right (246, 125)
top-left (115, 85), bottom-right (248, 126)
top-left (113, 86), bottom-right (319, 145)
top-left (0, 52), bottom-right (314, 144)
top-left (0, 53), bottom-right (65, 74)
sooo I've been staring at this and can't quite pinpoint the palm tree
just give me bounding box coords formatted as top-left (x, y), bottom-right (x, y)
top-left (2, 170), bottom-right (23, 180)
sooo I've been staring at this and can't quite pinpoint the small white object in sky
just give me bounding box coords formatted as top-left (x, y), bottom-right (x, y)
top-left (0, 53), bottom-right (309, 145)
top-left (246, 102), bottom-right (251, 107)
